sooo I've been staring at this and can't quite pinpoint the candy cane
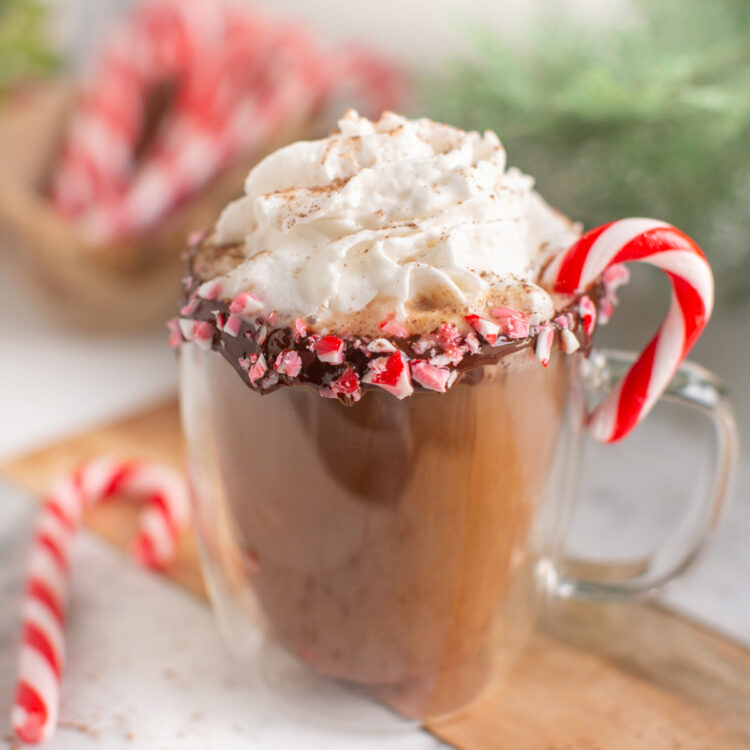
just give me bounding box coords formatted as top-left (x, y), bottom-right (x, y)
top-left (11, 458), bottom-right (190, 744)
top-left (51, 0), bottom-right (404, 242)
top-left (544, 218), bottom-right (714, 443)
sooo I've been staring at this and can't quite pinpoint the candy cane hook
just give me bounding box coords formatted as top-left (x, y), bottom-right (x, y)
top-left (11, 458), bottom-right (190, 744)
top-left (544, 218), bottom-right (714, 442)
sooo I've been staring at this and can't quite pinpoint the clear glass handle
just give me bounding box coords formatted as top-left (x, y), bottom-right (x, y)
top-left (541, 349), bottom-right (739, 601)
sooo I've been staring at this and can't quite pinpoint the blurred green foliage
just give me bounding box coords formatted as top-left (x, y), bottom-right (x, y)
top-left (425, 0), bottom-right (750, 305)
top-left (0, 0), bottom-right (57, 97)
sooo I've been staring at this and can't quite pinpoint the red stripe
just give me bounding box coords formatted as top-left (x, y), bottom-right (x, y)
top-left (14, 681), bottom-right (49, 743)
top-left (557, 224), bottom-right (705, 296)
top-left (668, 273), bottom-right (709, 357)
top-left (554, 222), bottom-right (614, 293)
top-left (23, 622), bottom-right (62, 678)
top-left (148, 492), bottom-right (178, 538)
top-left (44, 502), bottom-right (76, 533)
top-left (71, 465), bottom-right (85, 491)
top-left (103, 461), bottom-right (136, 498)
top-left (611, 226), bottom-right (700, 265)
top-left (36, 532), bottom-right (69, 573)
top-left (609, 335), bottom-right (659, 443)
top-left (27, 578), bottom-right (65, 624)
top-left (132, 532), bottom-right (162, 569)
top-left (88, 63), bottom-right (146, 137)
top-left (61, 149), bottom-right (108, 198)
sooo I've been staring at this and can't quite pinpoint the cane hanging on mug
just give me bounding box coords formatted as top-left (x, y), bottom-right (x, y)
top-left (543, 218), bottom-right (714, 442)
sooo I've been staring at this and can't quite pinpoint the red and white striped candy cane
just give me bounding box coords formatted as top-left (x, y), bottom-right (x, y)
top-left (11, 458), bottom-right (190, 744)
top-left (52, 0), bottom-right (404, 242)
top-left (544, 218), bottom-right (714, 443)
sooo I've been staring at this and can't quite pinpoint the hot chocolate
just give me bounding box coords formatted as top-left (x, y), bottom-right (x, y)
top-left (176, 111), bottom-right (606, 717)
top-left (181, 344), bottom-right (575, 716)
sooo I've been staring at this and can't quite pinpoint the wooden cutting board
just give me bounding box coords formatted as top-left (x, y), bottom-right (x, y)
top-left (3, 401), bottom-right (749, 750)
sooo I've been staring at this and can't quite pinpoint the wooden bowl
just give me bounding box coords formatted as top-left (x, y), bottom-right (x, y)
top-left (0, 81), bottom-right (307, 332)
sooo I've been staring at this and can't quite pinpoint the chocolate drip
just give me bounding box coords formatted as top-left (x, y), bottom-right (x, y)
top-left (174, 234), bottom-right (603, 403)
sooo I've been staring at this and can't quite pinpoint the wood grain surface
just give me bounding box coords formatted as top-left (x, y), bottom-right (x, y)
top-left (3, 401), bottom-right (749, 750)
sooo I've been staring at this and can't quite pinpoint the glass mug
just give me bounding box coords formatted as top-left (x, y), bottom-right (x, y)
top-left (180, 342), bottom-right (737, 726)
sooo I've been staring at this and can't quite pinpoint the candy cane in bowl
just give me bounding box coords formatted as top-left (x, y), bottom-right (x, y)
top-left (51, 0), bottom-right (405, 242)
top-left (544, 218), bottom-right (714, 443)
top-left (11, 458), bottom-right (190, 744)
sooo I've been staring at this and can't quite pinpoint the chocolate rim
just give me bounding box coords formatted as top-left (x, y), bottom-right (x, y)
top-left (171, 232), bottom-right (615, 404)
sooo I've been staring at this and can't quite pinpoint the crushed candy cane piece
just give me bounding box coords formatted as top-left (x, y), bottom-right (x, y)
top-left (178, 318), bottom-right (194, 340)
top-left (464, 332), bottom-right (481, 354)
top-left (248, 353), bottom-right (267, 385)
top-left (535, 324), bottom-right (554, 367)
top-left (578, 296), bottom-right (597, 337)
top-left (363, 351), bottom-right (413, 399)
top-left (444, 346), bottom-right (465, 365)
top-left (229, 292), bottom-right (263, 315)
top-left (274, 349), bottom-right (302, 378)
top-left (192, 321), bottom-right (214, 351)
top-left (561, 329), bottom-right (580, 353)
top-left (180, 297), bottom-right (199, 316)
top-left (314, 336), bottom-right (345, 364)
top-left (465, 314), bottom-right (500, 345)
top-left (429, 353), bottom-right (452, 367)
top-left (602, 263), bottom-right (630, 292)
top-left (331, 369), bottom-right (361, 399)
top-left (379, 319), bottom-right (410, 338)
top-left (238, 357), bottom-right (251, 370)
top-left (223, 315), bottom-right (243, 337)
top-left (411, 361), bottom-right (450, 392)
top-left (167, 318), bottom-right (181, 348)
top-left (368, 338), bottom-right (398, 353)
top-left (293, 318), bottom-right (308, 340)
top-left (197, 279), bottom-right (223, 300)
top-left (437, 323), bottom-right (461, 350)
top-left (504, 317), bottom-right (529, 339)
top-left (411, 336), bottom-right (435, 356)
top-left (491, 306), bottom-right (530, 339)
top-left (263, 371), bottom-right (279, 388)
top-left (491, 305), bottom-right (523, 320)
top-left (267, 311), bottom-right (279, 326)
top-left (188, 229), bottom-right (208, 246)
top-left (599, 297), bottom-right (615, 325)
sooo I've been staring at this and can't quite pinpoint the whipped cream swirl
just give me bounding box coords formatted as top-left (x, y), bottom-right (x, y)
top-left (212, 111), bottom-right (580, 334)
